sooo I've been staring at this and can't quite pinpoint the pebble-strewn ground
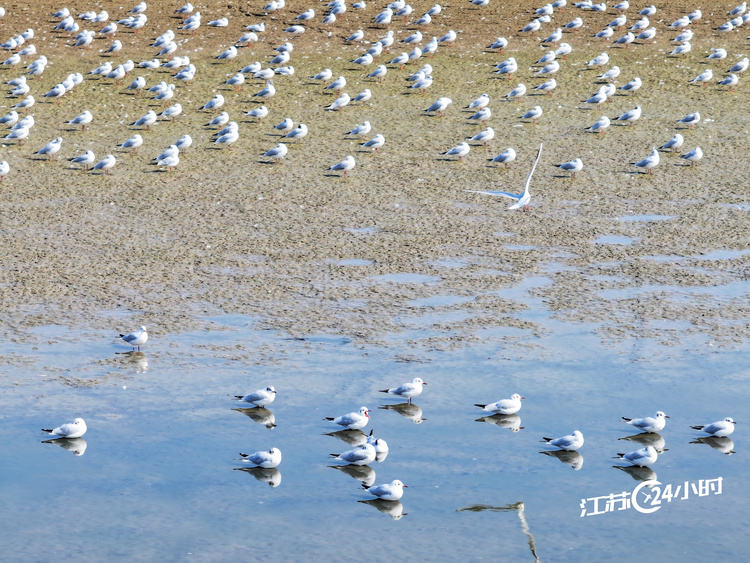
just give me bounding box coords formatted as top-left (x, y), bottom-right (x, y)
top-left (0, 1), bottom-right (747, 347)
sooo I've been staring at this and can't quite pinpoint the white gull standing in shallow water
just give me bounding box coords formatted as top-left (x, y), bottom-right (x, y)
top-left (42, 418), bottom-right (87, 438)
top-left (240, 447), bottom-right (281, 468)
top-left (380, 377), bottom-right (426, 403)
top-left (120, 326), bottom-right (147, 349)
top-left (236, 386), bottom-right (276, 407)
top-left (475, 393), bottom-right (525, 415)
top-left (691, 417), bottom-right (736, 437)
top-left (467, 142), bottom-right (543, 210)
top-left (542, 430), bottom-right (584, 451)
top-left (614, 446), bottom-right (658, 467)
top-left (622, 411), bottom-right (669, 433)
top-left (325, 406), bottom-right (370, 429)
top-left (364, 479), bottom-right (407, 501)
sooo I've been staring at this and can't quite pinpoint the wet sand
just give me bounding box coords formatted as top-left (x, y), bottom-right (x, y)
top-left (0, 1), bottom-right (748, 345)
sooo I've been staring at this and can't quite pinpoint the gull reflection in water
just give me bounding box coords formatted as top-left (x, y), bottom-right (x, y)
top-left (116, 351), bottom-right (148, 373)
top-left (613, 464), bottom-right (658, 483)
top-left (323, 429), bottom-right (367, 446)
top-left (540, 449), bottom-right (584, 470)
top-left (358, 499), bottom-right (407, 520)
top-left (457, 502), bottom-right (539, 562)
top-left (690, 436), bottom-right (735, 455)
top-left (618, 432), bottom-right (667, 453)
top-left (476, 413), bottom-right (524, 432)
top-left (233, 407), bottom-right (276, 429)
top-left (233, 466), bottom-right (282, 487)
top-left (378, 402), bottom-right (425, 423)
top-left (42, 437), bottom-right (88, 456)
top-left (329, 464), bottom-right (376, 487)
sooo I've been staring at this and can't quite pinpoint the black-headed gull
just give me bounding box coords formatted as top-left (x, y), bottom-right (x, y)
top-left (330, 442), bottom-right (376, 465)
top-left (489, 147), bottom-right (516, 167)
top-left (120, 326), bottom-right (147, 349)
top-left (424, 97), bottom-right (452, 116)
top-left (587, 115), bottom-right (611, 134)
top-left (689, 69), bottom-right (713, 86)
top-left (326, 92), bottom-right (350, 111)
top-left (442, 141), bottom-right (470, 161)
top-left (553, 158), bottom-right (583, 178)
top-left (614, 105), bottom-right (641, 125)
top-left (691, 417), bottom-right (736, 437)
top-left (718, 74), bottom-right (739, 92)
top-left (380, 377), bottom-right (426, 403)
top-left (614, 446), bottom-right (658, 467)
top-left (469, 142), bottom-right (542, 210)
top-left (677, 112), bottom-right (700, 129)
top-left (325, 406), bottom-right (370, 429)
top-left (284, 123), bottom-right (308, 141)
top-left (468, 127), bottom-right (494, 145)
top-left (35, 137), bottom-right (63, 159)
top-left (327, 155), bottom-right (355, 177)
top-left (346, 121), bottom-right (371, 138)
top-left (263, 143), bottom-right (288, 163)
top-left (660, 133), bottom-right (684, 152)
top-left (362, 134), bottom-right (385, 151)
top-left (521, 105), bottom-right (543, 123)
top-left (364, 479), bottom-right (407, 501)
top-left (240, 447), bottom-right (281, 468)
top-left (505, 84), bottom-right (526, 102)
top-left (542, 430), bottom-right (584, 451)
top-left (475, 393), bottom-right (524, 415)
top-left (236, 386), bottom-right (276, 407)
top-left (632, 147), bottom-right (659, 173)
top-left (42, 417), bottom-right (87, 438)
top-left (622, 411), bottom-right (669, 433)
top-left (367, 430), bottom-right (389, 453)
top-left (681, 147), bottom-right (703, 166)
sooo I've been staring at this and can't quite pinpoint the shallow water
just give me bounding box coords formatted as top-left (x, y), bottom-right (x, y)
top-left (2, 274), bottom-right (748, 562)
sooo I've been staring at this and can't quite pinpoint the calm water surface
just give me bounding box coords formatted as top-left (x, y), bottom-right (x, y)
top-left (1, 278), bottom-right (748, 562)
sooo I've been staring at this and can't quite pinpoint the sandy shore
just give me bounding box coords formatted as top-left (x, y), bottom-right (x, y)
top-left (0, 1), bottom-right (748, 345)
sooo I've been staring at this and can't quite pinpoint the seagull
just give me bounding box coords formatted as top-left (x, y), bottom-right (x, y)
top-left (588, 52), bottom-right (609, 67)
top-left (583, 91), bottom-right (608, 107)
top-left (69, 150), bottom-right (95, 169)
top-left (469, 107), bottom-right (492, 123)
top-left (622, 411), bottom-right (669, 433)
top-left (536, 51), bottom-right (556, 65)
top-left (719, 74), bottom-right (739, 92)
top-left (595, 27), bottom-right (614, 40)
top-left (554, 158), bottom-right (583, 178)
top-left (217, 46), bottom-right (237, 61)
top-left (284, 123), bottom-right (308, 141)
top-left (637, 27), bottom-right (657, 41)
top-left (201, 94), bottom-right (225, 111)
top-left (346, 121), bottom-right (371, 138)
top-left (120, 326), bottom-right (147, 349)
top-left (615, 446), bottom-right (658, 467)
top-left (729, 57), bottom-right (749, 75)
top-left (425, 96), bottom-right (452, 116)
top-left (670, 42), bottom-right (692, 57)
top-left (468, 93), bottom-right (490, 109)
top-left (0, 110), bottom-right (18, 125)
top-left (118, 134), bottom-right (143, 152)
top-left (35, 137), bottom-right (63, 159)
top-left (615, 32), bottom-right (635, 48)
top-left (691, 417), bottom-right (736, 437)
top-left (537, 61), bottom-right (560, 75)
top-left (326, 92), bottom-right (350, 111)
top-left (660, 133), bottom-right (684, 152)
top-left (443, 141), bottom-right (470, 161)
top-left (362, 133), bottom-right (385, 151)
top-left (263, 143), bottom-right (288, 163)
top-left (678, 112), bottom-right (700, 129)
top-left (326, 76), bottom-right (347, 93)
top-left (475, 393), bottom-right (524, 415)
top-left (157, 152), bottom-right (179, 172)
top-left (437, 29), bottom-right (456, 44)
top-left (325, 406), bottom-right (370, 429)
top-left (274, 118), bottom-right (294, 134)
top-left (489, 37), bottom-right (508, 50)
top-left (236, 386), bottom-right (276, 407)
top-left (254, 81), bottom-right (276, 103)
top-left (468, 127), bottom-right (495, 145)
top-left (587, 115), bottom-right (611, 134)
top-left (672, 30), bottom-right (693, 43)
top-left (160, 103), bottom-right (182, 120)
top-left (0, 160), bottom-right (9, 180)
top-left (133, 110), bottom-right (157, 130)
top-left (535, 78), bottom-right (557, 95)
top-left (614, 105), bottom-right (641, 125)
top-left (175, 134), bottom-right (192, 152)
top-left (489, 147), bottom-right (516, 167)
top-left (690, 69), bottom-right (713, 86)
top-left (367, 65), bottom-right (387, 82)
top-left (708, 48), bottom-right (728, 63)
top-left (215, 128), bottom-right (239, 150)
top-left (67, 110), bottom-right (93, 131)
top-left (542, 430), bottom-right (584, 451)
top-left (632, 147), bottom-right (659, 173)
top-left (468, 142), bottom-right (543, 210)
top-left (330, 443), bottom-right (376, 466)
top-left (327, 155), bottom-right (356, 177)
top-left (364, 480), bottom-right (407, 501)
top-left (521, 105), bottom-right (543, 123)
top-left (409, 75), bottom-right (433, 93)
top-left (246, 106), bottom-right (269, 122)
top-left (620, 77), bottom-right (642, 94)
top-left (240, 447), bottom-right (281, 468)
top-left (380, 377), bottom-right (426, 403)
top-left (42, 418), bottom-right (87, 439)
top-left (565, 17), bottom-right (583, 31)
top-left (681, 147), bottom-right (703, 166)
